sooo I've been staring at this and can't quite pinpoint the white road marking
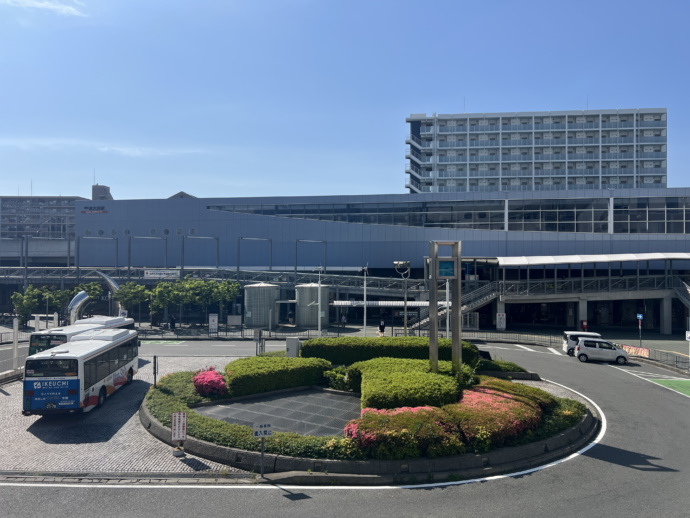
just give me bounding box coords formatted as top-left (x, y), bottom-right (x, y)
top-left (210, 344), bottom-right (237, 347)
top-left (547, 347), bottom-right (563, 355)
top-left (0, 381), bottom-right (607, 491)
top-left (612, 366), bottom-right (690, 400)
top-left (514, 344), bottom-right (535, 352)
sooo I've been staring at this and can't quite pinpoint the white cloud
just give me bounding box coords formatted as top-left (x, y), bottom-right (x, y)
top-left (0, 0), bottom-right (86, 17)
top-left (0, 137), bottom-right (212, 157)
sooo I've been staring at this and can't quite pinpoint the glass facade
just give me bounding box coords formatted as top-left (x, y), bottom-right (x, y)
top-left (208, 196), bottom-right (690, 235)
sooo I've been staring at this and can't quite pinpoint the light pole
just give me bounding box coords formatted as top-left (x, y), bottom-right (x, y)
top-left (317, 267), bottom-right (322, 338)
top-left (394, 261), bottom-right (411, 336)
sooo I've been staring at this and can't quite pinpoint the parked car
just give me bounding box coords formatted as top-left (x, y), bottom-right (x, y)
top-left (563, 331), bottom-right (602, 356)
top-left (575, 338), bottom-right (628, 365)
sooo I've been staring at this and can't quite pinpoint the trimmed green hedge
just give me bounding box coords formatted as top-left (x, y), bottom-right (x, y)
top-left (224, 356), bottom-right (332, 397)
top-left (477, 359), bottom-right (528, 373)
top-left (301, 336), bottom-right (480, 367)
top-left (361, 371), bottom-right (460, 409)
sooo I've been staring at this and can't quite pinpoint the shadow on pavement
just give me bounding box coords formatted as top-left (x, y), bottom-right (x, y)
top-left (582, 443), bottom-right (678, 472)
top-left (26, 379), bottom-right (148, 444)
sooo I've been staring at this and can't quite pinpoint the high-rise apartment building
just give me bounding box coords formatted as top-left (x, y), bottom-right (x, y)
top-left (405, 109), bottom-right (667, 193)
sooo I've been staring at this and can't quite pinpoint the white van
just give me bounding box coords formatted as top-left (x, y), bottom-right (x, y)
top-left (563, 331), bottom-right (602, 356)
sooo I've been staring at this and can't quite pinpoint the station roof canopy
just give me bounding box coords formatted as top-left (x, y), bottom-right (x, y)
top-left (496, 252), bottom-right (690, 267)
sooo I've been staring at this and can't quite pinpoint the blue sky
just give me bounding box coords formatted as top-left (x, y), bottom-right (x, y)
top-left (0, 0), bottom-right (687, 200)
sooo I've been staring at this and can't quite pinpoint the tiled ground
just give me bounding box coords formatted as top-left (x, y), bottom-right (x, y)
top-left (0, 356), bottom-right (247, 475)
top-left (195, 388), bottom-right (361, 436)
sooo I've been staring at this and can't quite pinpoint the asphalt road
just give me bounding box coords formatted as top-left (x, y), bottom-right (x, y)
top-left (1, 341), bottom-right (689, 518)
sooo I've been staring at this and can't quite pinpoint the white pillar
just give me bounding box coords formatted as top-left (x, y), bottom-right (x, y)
top-left (660, 296), bottom-right (673, 335)
top-left (578, 299), bottom-right (588, 329)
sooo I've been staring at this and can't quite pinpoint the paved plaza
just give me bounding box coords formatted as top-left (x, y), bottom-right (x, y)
top-left (0, 356), bottom-right (249, 477)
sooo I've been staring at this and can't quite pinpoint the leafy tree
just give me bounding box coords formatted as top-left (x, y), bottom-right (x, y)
top-left (73, 282), bottom-right (104, 300)
top-left (11, 285), bottom-right (42, 326)
top-left (216, 279), bottom-right (240, 327)
top-left (112, 282), bottom-right (151, 323)
top-left (184, 278), bottom-right (217, 322)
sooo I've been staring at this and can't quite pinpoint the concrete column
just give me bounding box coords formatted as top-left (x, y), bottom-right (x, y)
top-left (497, 300), bottom-right (505, 314)
top-left (660, 296), bottom-right (673, 335)
top-left (578, 299), bottom-right (588, 328)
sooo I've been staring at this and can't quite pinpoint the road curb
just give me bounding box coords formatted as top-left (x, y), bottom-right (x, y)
top-left (139, 382), bottom-right (600, 486)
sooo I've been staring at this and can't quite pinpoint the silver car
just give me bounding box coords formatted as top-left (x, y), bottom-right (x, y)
top-left (575, 338), bottom-right (628, 365)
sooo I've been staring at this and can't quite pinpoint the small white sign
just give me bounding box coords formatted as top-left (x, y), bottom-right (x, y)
top-left (496, 312), bottom-right (506, 331)
top-left (171, 411), bottom-right (187, 442)
top-left (685, 331), bottom-right (690, 342)
top-left (209, 313), bottom-right (218, 333)
top-left (145, 269), bottom-right (179, 279)
top-left (253, 423), bottom-right (273, 438)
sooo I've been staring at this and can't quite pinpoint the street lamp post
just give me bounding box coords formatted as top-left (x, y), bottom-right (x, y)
top-left (317, 267), bottom-right (322, 338)
top-left (394, 261), bottom-right (411, 336)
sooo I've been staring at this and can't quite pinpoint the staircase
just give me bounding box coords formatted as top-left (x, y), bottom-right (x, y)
top-left (409, 281), bottom-right (500, 331)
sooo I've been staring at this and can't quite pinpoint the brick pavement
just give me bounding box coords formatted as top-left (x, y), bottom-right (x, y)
top-left (0, 356), bottom-right (251, 477)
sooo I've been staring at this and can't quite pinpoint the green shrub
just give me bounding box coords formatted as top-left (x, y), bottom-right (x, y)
top-left (345, 407), bottom-right (465, 460)
top-left (347, 357), bottom-right (455, 393)
top-left (301, 336), bottom-right (479, 367)
top-left (477, 359), bottom-right (527, 373)
top-left (478, 377), bottom-right (557, 409)
top-left (323, 366), bottom-right (349, 391)
top-left (361, 371), bottom-right (460, 409)
top-left (224, 356), bottom-right (332, 397)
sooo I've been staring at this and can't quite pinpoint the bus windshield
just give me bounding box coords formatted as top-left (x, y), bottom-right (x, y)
top-left (25, 359), bottom-right (78, 378)
top-left (29, 335), bottom-right (68, 356)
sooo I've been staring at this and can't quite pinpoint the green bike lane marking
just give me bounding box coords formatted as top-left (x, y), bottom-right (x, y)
top-left (650, 379), bottom-right (690, 398)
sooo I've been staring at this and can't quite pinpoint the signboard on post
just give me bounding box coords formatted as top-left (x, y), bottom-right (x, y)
top-left (253, 423), bottom-right (273, 438)
top-left (496, 313), bottom-right (506, 331)
top-left (171, 411), bottom-right (187, 442)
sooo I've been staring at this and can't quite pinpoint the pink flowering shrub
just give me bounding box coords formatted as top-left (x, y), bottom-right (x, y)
top-left (192, 367), bottom-right (228, 398)
top-left (344, 406), bottom-right (464, 460)
top-left (443, 385), bottom-right (542, 452)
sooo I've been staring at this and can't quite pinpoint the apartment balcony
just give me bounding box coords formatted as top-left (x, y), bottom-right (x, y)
top-left (534, 123), bottom-right (566, 130)
top-left (600, 152), bottom-right (633, 160)
top-left (638, 121), bottom-right (666, 128)
top-left (405, 163), bottom-right (421, 175)
top-left (420, 126), bottom-right (434, 134)
top-left (601, 122), bottom-right (634, 129)
top-left (469, 170), bottom-right (501, 177)
top-left (534, 184), bottom-right (567, 190)
top-left (469, 185), bottom-right (501, 192)
top-left (567, 168), bottom-right (600, 176)
top-left (601, 169), bottom-right (634, 176)
top-left (438, 155), bottom-right (467, 163)
top-left (502, 170), bottom-right (533, 177)
top-left (533, 139), bottom-right (564, 146)
top-left (568, 153), bottom-right (599, 160)
top-left (438, 141), bottom-right (467, 148)
top-left (534, 169), bottom-right (566, 176)
top-left (567, 122), bottom-right (599, 130)
top-left (469, 155), bottom-right (500, 162)
top-left (635, 183), bottom-right (668, 189)
top-left (437, 186), bottom-right (468, 193)
top-left (406, 134), bottom-right (422, 146)
top-left (502, 139), bottom-right (533, 146)
top-left (567, 138), bottom-right (600, 145)
top-left (501, 155), bottom-right (533, 162)
top-left (437, 171), bottom-right (467, 178)
top-left (502, 184), bottom-right (533, 191)
top-left (502, 124), bottom-right (533, 131)
top-left (405, 164), bottom-right (431, 178)
top-left (469, 125), bottom-right (499, 132)
top-left (601, 137), bottom-right (633, 144)
top-left (534, 154), bottom-right (566, 161)
top-left (566, 183), bottom-right (601, 190)
top-left (438, 125), bottom-right (467, 133)
top-left (638, 152), bottom-right (667, 159)
top-left (637, 137), bottom-right (667, 143)
top-left (469, 140), bottom-right (500, 147)
top-left (638, 167), bottom-right (667, 174)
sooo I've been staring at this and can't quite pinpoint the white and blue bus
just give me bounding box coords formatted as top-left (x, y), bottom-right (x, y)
top-left (28, 316), bottom-right (135, 356)
top-left (22, 329), bottom-right (139, 416)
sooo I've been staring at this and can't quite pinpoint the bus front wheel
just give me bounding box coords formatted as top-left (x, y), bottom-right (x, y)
top-left (97, 387), bottom-right (107, 408)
